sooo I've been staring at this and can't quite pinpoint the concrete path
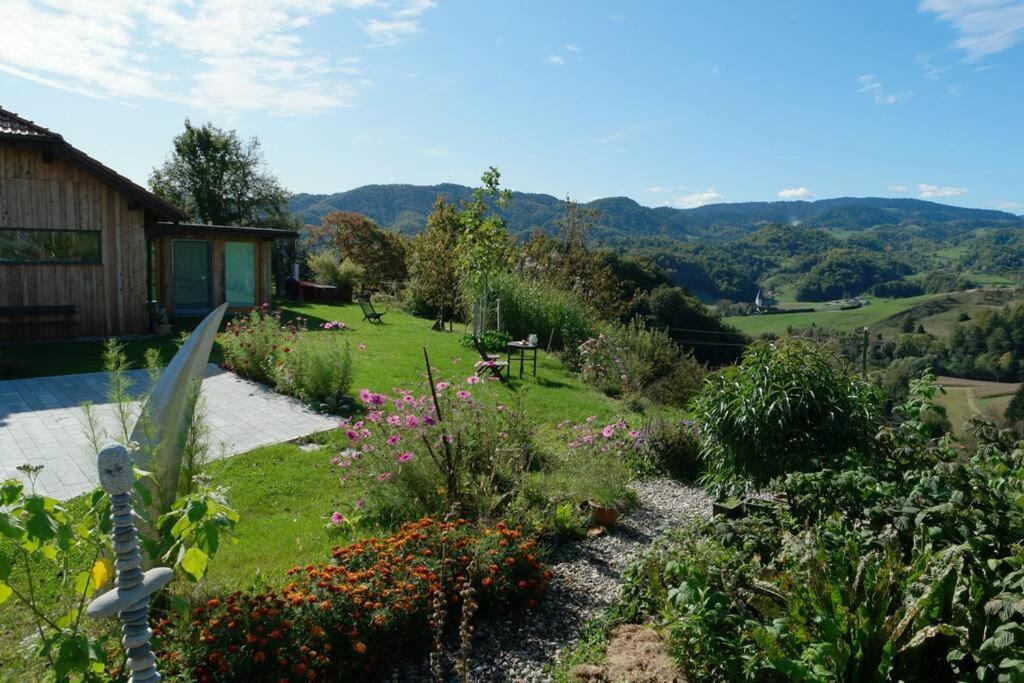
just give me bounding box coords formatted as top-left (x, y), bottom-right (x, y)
top-left (0, 365), bottom-right (338, 500)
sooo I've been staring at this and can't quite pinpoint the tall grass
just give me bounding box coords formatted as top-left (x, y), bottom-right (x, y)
top-left (483, 271), bottom-right (595, 351)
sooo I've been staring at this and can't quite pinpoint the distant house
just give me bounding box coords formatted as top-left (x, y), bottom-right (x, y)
top-left (754, 289), bottom-right (779, 313)
top-left (0, 107), bottom-right (297, 341)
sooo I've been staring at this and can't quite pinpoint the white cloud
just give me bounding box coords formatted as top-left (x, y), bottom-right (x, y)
top-left (947, 84), bottom-right (964, 96)
top-left (778, 187), bottom-right (815, 200)
top-left (918, 183), bottom-right (967, 198)
top-left (0, 0), bottom-right (433, 116)
top-left (993, 200), bottom-right (1023, 211)
top-left (566, 44), bottom-right (582, 53)
top-left (547, 55), bottom-right (566, 66)
top-left (393, 0), bottom-right (436, 17)
top-left (646, 186), bottom-right (667, 193)
top-left (920, 0), bottom-right (1024, 61)
top-left (667, 188), bottom-right (723, 209)
top-left (888, 184), bottom-right (909, 192)
top-left (914, 53), bottom-right (948, 79)
top-left (856, 74), bottom-right (912, 104)
top-left (362, 18), bottom-right (420, 45)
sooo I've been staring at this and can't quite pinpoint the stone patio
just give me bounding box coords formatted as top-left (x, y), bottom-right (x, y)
top-left (0, 364), bottom-right (339, 500)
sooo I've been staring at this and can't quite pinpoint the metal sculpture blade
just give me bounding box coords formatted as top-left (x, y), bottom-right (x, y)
top-left (129, 303), bottom-right (227, 511)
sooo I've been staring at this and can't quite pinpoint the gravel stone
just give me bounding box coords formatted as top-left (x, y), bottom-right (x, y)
top-left (394, 479), bottom-right (711, 682)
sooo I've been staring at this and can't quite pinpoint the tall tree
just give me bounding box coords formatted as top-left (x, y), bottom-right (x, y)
top-left (304, 211), bottom-right (408, 290)
top-left (149, 120), bottom-right (288, 226)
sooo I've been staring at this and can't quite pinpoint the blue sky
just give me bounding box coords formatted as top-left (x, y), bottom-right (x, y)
top-left (1, 1), bottom-right (1022, 212)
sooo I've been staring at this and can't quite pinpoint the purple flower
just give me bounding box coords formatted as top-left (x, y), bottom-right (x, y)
top-left (358, 388), bottom-right (372, 403)
top-left (628, 429), bottom-right (642, 439)
top-left (330, 457), bottom-right (341, 466)
top-left (345, 429), bottom-right (360, 441)
top-left (387, 415), bottom-right (401, 426)
top-left (330, 511), bottom-right (344, 525)
top-left (423, 415), bottom-right (437, 426)
top-left (396, 452), bottom-right (414, 463)
top-left (377, 472), bottom-right (393, 482)
top-left (456, 390), bottom-right (471, 400)
top-left (466, 375), bottom-right (480, 385)
top-left (602, 425), bottom-right (615, 439)
top-left (405, 415), bottom-right (420, 428)
top-left (386, 434), bottom-right (401, 446)
top-left (435, 381), bottom-right (450, 391)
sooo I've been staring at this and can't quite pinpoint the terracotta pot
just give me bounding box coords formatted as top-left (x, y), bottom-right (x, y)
top-left (587, 501), bottom-right (620, 527)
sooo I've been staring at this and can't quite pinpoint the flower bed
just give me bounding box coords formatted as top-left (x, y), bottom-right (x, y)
top-left (155, 517), bottom-right (549, 681)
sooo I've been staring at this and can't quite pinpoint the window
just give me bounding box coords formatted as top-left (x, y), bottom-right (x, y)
top-left (224, 242), bottom-right (256, 306)
top-left (0, 228), bottom-right (101, 264)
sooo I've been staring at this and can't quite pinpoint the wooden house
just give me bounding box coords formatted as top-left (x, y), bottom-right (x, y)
top-left (0, 107), bottom-right (296, 341)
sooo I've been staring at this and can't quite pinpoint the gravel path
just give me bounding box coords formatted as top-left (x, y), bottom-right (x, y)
top-left (397, 479), bottom-right (711, 682)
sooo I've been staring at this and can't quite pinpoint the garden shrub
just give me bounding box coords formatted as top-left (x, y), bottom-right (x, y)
top-left (156, 518), bottom-right (549, 681)
top-left (690, 338), bottom-right (881, 494)
top-left (611, 376), bottom-right (1024, 681)
top-left (638, 416), bottom-right (702, 480)
top-left (483, 271), bottom-right (594, 351)
top-left (220, 305), bottom-right (297, 386)
top-left (333, 378), bottom-right (538, 525)
top-left (272, 334), bottom-right (353, 411)
top-left (578, 321), bottom-right (706, 406)
top-left (461, 329), bottom-right (511, 353)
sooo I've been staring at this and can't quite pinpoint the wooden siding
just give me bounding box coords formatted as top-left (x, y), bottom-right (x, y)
top-left (0, 146), bottom-right (148, 339)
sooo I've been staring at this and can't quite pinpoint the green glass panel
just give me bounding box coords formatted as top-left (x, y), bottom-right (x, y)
top-left (225, 242), bottom-right (255, 306)
top-left (172, 240), bottom-right (211, 311)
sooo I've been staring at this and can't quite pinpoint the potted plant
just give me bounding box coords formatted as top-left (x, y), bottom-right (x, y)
top-left (583, 497), bottom-right (621, 527)
top-left (148, 302), bottom-right (171, 336)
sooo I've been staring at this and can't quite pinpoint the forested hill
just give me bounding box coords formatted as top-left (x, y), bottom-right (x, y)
top-left (289, 184), bottom-right (1021, 243)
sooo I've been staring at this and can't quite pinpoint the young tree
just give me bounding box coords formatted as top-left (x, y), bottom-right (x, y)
top-left (456, 167), bottom-right (513, 333)
top-left (305, 211), bottom-right (408, 291)
top-left (150, 119), bottom-right (288, 226)
top-left (410, 196), bottom-right (461, 318)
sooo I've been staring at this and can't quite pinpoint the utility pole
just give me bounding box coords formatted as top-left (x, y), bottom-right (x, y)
top-left (861, 326), bottom-right (869, 376)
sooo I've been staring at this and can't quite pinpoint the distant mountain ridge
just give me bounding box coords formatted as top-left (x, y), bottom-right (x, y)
top-left (289, 184), bottom-right (1022, 243)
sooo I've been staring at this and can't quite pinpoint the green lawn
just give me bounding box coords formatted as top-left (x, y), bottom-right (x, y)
top-left (727, 294), bottom-right (940, 336)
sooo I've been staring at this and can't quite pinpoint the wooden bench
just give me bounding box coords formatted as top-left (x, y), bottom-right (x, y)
top-left (0, 305), bottom-right (78, 340)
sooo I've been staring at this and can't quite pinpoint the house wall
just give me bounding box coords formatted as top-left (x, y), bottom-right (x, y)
top-left (153, 233), bottom-right (273, 317)
top-left (0, 146), bottom-right (149, 340)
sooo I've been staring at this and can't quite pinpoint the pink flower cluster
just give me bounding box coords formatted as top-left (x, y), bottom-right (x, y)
top-left (563, 416), bottom-right (645, 452)
top-left (320, 320), bottom-right (347, 331)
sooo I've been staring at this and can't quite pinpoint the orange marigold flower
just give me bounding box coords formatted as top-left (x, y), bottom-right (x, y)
top-left (353, 641), bottom-right (367, 654)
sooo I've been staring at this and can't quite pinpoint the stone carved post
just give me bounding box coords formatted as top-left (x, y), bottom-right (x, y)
top-left (86, 444), bottom-right (174, 682)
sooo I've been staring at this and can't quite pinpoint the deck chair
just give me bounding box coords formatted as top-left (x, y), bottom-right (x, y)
top-left (473, 336), bottom-right (508, 382)
top-left (355, 292), bottom-right (385, 324)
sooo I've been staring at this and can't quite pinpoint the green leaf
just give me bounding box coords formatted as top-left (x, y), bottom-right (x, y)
top-left (0, 512), bottom-right (24, 541)
top-left (55, 634), bottom-right (90, 679)
top-left (0, 581), bottom-right (12, 604)
top-left (0, 553), bottom-right (10, 581)
top-left (171, 595), bottom-right (191, 620)
top-left (180, 546), bottom-right (208, 581)
top-left (0, 480), bottom-right (23, 505)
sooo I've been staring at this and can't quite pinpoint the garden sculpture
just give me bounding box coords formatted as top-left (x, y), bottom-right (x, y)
top-left (85, 303), bottom-right (227, 681)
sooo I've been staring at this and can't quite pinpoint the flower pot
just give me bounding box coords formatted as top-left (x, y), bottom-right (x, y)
top-left (155, 323), bottom-right (172, 336)
top-left (587, 501), bottom-right (620, 527)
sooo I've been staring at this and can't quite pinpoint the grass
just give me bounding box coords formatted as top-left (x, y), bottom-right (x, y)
top-left (934, 375), bottom-right (1019, 440)
top-left (728, 294), bottom-right (940, 336)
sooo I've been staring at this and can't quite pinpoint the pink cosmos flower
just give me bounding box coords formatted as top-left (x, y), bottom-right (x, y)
top-left (377, 472), bottom-right (393, 482)
top-left (602, 425), bottom-right (615, 439)
top-left (456, 390), bottom-right (471, 400)
top-left (582, 435), bottom-right (594, 445)
top-left (361, 444), bottom-right (374, 452)
top-left (405, 415), bottom-right (420, 428)
top-left (436, 381), bottom-right (450, 391)
top-left (628, 430), bottom-right (642, 439)
top-left (330, 511), bottom-right (344, 525)
top-left (386, 434), bottom-right (401, 446)
top-left (423, 415), bottom-right (437, 426)
top-left (345, 430), bottom-right (360, 441)
top-left (396, 452), bottom-right (414, 463)
top-left (466, 376), bottom-right (480, 385)
top-left (386, 415), bottom-right (402, 426)
top-left (367, 411), bottom-right (383, 423)
top-left (403, 395), bottom-right (415, 405)
top-left (358, 388), bottom-right (372, 403)
top-left (442, 434), bottom-right (453, 444)
top-left (330, 457), bottom-right (341, 466)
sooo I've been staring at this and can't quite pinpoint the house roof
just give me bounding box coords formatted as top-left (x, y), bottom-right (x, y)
top-left (0, 106), bottom-right (186, 221)
top-left (151, 222), bottom-right (298, 239)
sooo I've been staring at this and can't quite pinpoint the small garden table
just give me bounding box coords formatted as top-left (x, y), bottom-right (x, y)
top-left (506, 340), bottom-right (538, 378)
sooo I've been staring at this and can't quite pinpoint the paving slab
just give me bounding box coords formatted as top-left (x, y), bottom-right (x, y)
top-left (0, 364), bottom-right (338, 500)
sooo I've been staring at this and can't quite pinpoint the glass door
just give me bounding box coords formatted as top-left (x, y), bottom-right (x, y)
top-left (172, 240), bottom-right (211, 314)
top-left (224, 242), bottom-right (256, 306)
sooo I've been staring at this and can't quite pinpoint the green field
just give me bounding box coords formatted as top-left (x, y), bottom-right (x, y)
top-left (727, 294), bottom-right (940, 336)
top-left (934, 375), bottom-right (1019, 440)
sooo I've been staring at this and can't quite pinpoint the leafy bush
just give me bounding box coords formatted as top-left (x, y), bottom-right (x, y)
top-left (638, 416), bottom-right (702, 480)
top-left (614, 377), bottom-right (1024, 681)
top-left (461, 329), bottom-right (511, 353)
top-left (690, 339), bottom-right (881, 494)
top-left (156, 518), bottom-right (549, 681)
top-left (334, 378), bottom-right (536, 524)
top-left (871, 279), bottom-right (924, 297)
top-left (272, 334), bottom-right (353, 411)
top-left (220, 305), bottom-right (297, 385)
top-left (578, 321), bottom-right (706, 406)
top-left (483, 271), bottom-right (594, 351)
top-left (306, 249), bottom-right (365, 288)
